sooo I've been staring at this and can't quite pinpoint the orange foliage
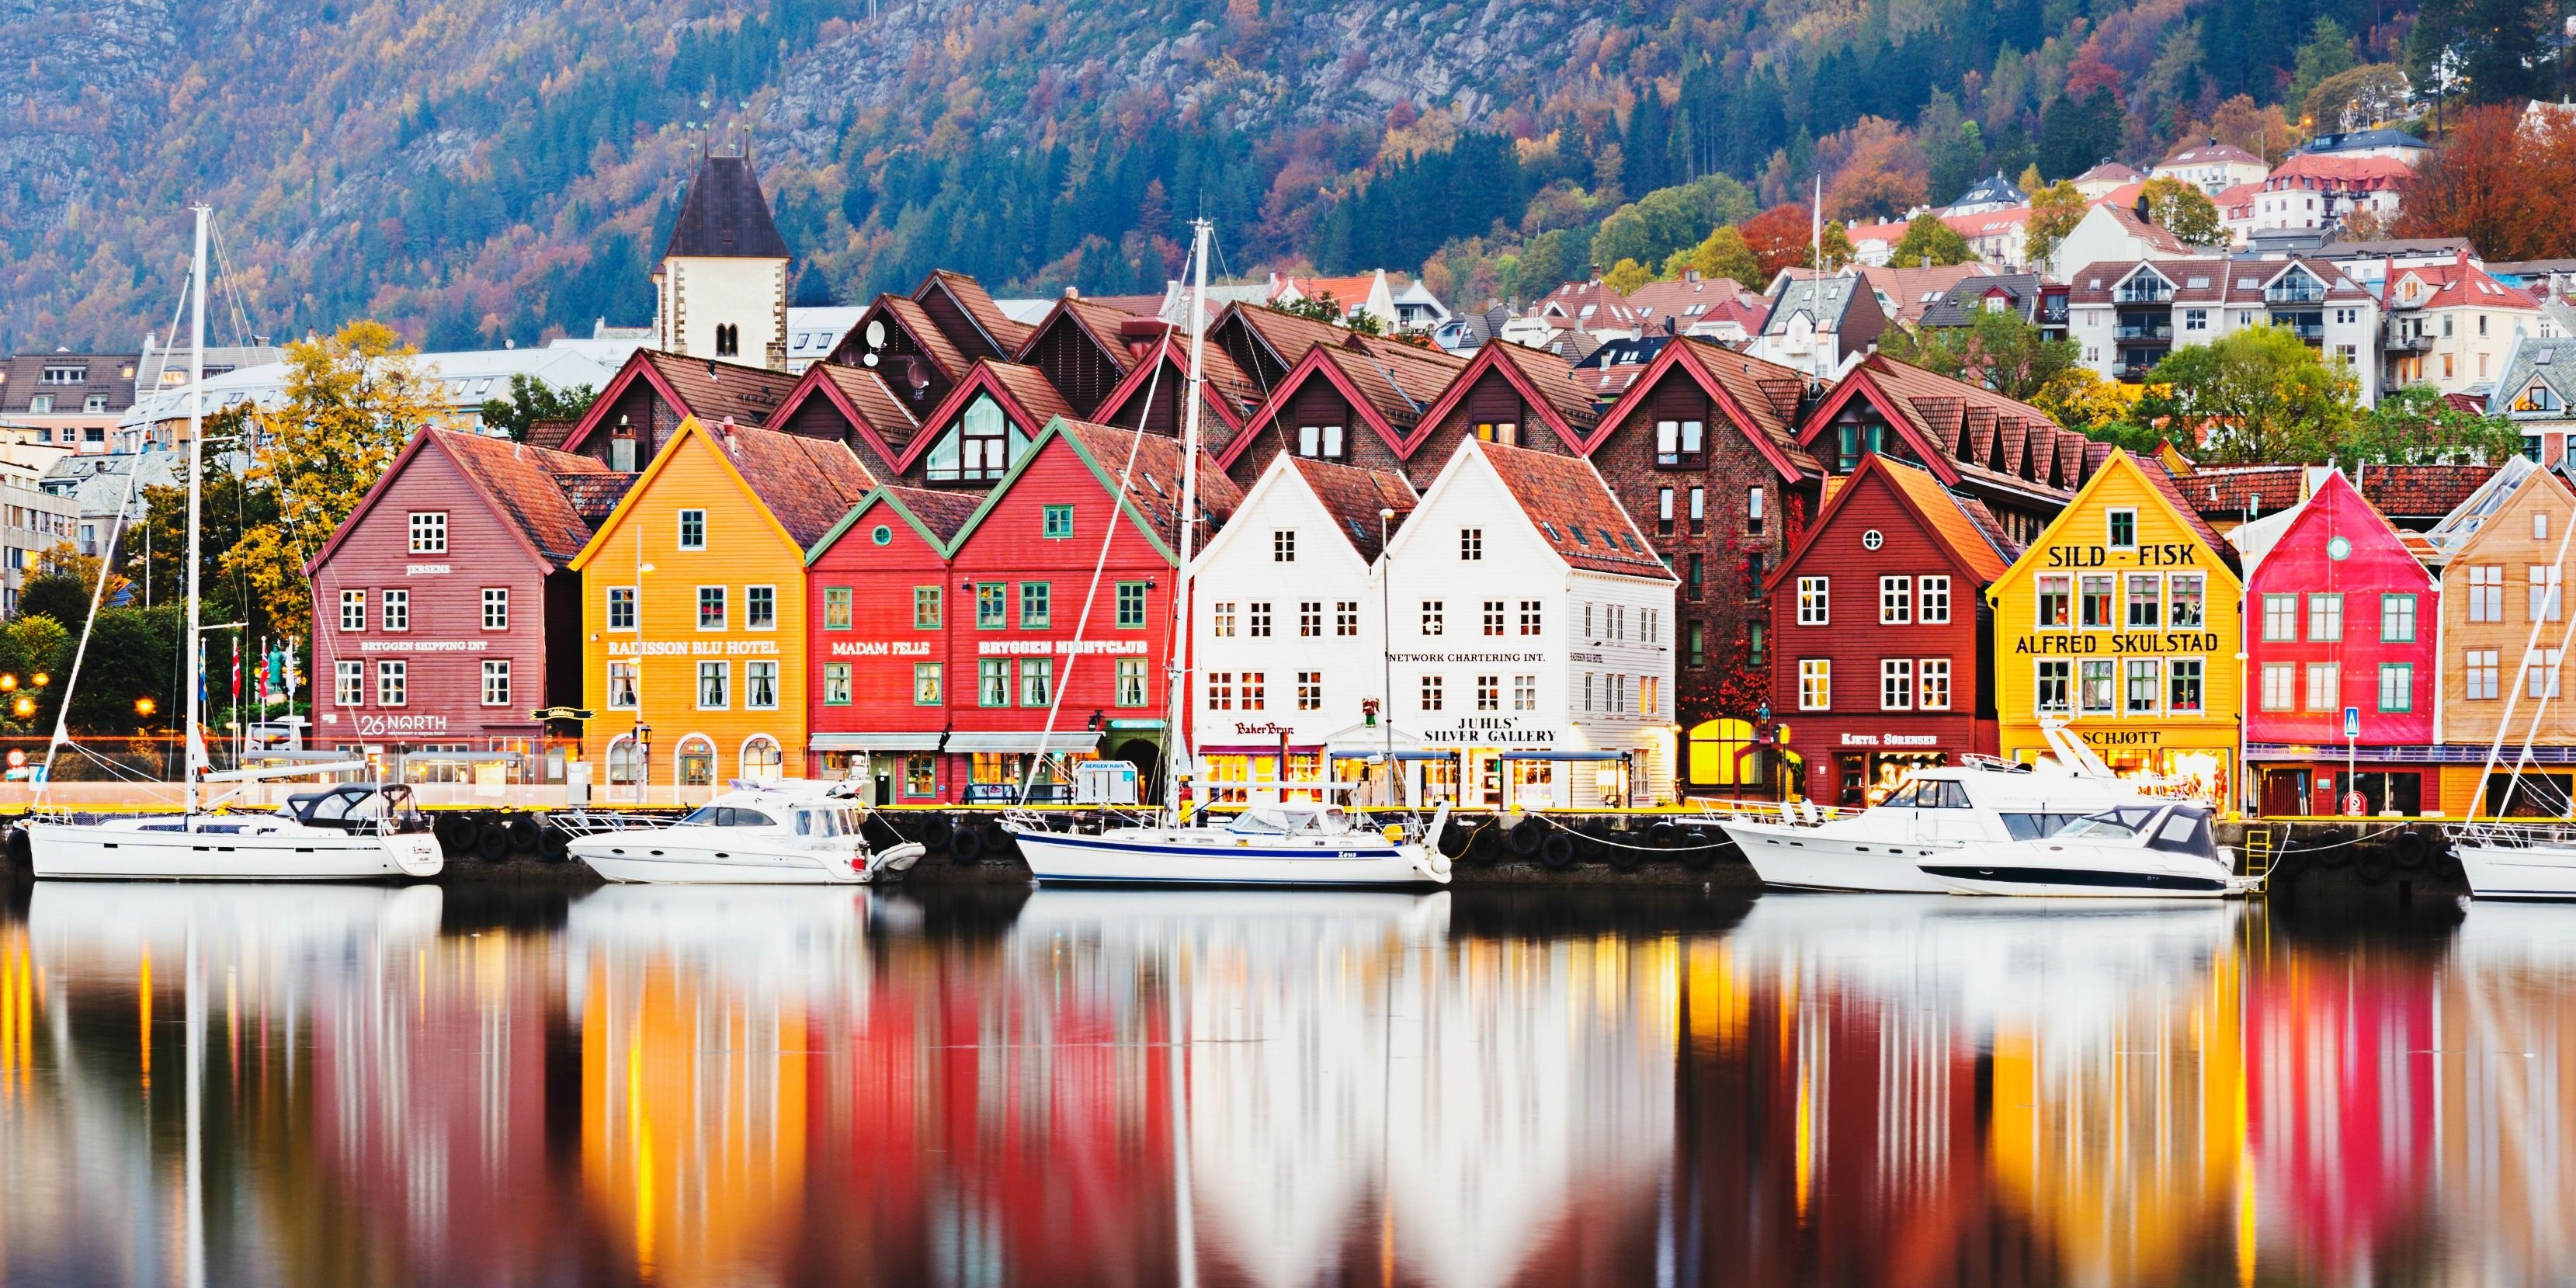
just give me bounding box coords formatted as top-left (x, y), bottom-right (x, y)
top-left (2394, 106), bottom-right (2576, 262)
top-left (1740, 204), bottom-right (1816, 279)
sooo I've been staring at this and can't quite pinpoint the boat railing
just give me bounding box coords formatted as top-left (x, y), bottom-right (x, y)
top-left (2447, 819), bottom-right (2576, 848)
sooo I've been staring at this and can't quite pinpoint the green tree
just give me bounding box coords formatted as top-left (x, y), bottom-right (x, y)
top-left (0, 615), bottom-right (71, 733)
top-left (2127, 326), bottom-right (2359, 462)
top-left (15, 543), bottom-right (127, 630)
top-left (1588, 175), bottom-right (1758, 278)
top-left (2345, 385), bottom-right (2525, 463)
top-left (62, 606), bottom-right (180, 737)
top-left (1880, 308), bottom-right (2079, 402)
top-left (477, 373), bottom-right (595, 443)
top-left (2036, 88), bottom-right (2123, 182)
top-left (1888, 214), bottom-right (1976, 267)
top-left (2138, 176), bottom-right (2227, 248)
top-left (224, 321), bottom-right (444, 645)
top-left (2026, 181), bottom-right (2088, 270)
top-left (2289, 19), bottom-right (2359, 111)
top-left (1603, 258), bottom-right (1653, 296)
top-left (1821, 220), bottom-right (1856, 269)
top-left (1688, 227), bottom-right (1765, 287)
top-left (2032, 366), bottom-right (2139, 437)
top-left (1511, 228), bottom-right (1578, 300)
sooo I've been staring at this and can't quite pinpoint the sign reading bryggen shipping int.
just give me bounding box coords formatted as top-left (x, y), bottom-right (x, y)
top-left (1987, 450), bottom-right (2243, 804)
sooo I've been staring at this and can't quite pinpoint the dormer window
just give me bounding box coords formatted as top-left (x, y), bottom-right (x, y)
top-left (2114, 272), bottom-right (2172, 304)
top-left (926, 394), bottom-right (1025, 483)
top-left (2265, 269), bottom-right (2328, 304)
top-left (1296, 424), bottom-right (1345, 459)
top-left (2518, 381), bottom-right (2564, 414)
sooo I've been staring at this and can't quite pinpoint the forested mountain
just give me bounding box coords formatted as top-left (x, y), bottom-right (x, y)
top-left (4, 0), bottom-right (2537, 352)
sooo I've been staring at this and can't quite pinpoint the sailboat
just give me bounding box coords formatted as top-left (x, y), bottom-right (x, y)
top-left (20, 207), bottom-right (444, 880)
top-left (1002, 220), bottom-right (1450, 887)
top-left (2446, 478), bottom-right (2576, 899)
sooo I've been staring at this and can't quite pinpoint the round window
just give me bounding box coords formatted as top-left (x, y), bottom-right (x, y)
top-left (871, 524), bottom-right (893, 546)
top-left (2326, 535), bottom-right (2352, 561)
top-left (1861, 529), bottom-right (1883, 550)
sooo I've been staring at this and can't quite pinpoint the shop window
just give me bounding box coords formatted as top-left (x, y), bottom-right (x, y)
top-left (2170, 575), bottom-right (2205, 628)
top-left (676, 738), bottom-right (715, 786)
top-left (2036, 661), bottom-right (2072, 713)
top-left (2337, 770), bottom-right (2424, 816)
top-left (904, 755), bottom-right (936, 797)
top-left (741, 737), bottom-right (783, 784)
top-left (1686, 719), bottom-right (1772, 790)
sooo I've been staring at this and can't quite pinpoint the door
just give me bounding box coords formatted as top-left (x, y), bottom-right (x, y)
top-left (2259, 769), bottom-right (2309, 818)
top-left (873, 772), bottom-right (894, 807)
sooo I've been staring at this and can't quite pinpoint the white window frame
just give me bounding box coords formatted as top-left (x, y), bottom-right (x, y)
top-left (1918, 658), bottom-right (1950, 710)
top-left (2307, 661), bottom-right (2340, 712)
top-left (607, 586), bottom-right (637, 631)
top-left (1918, 576), bottom-right (1950, 624)
top-left (377, 660), bottom-right (407, 707)
top-left (1798, 659), bottom-right (1831, 711)
top-left (482, 587), bottom-right (508, 631)
top-left (334, 661), bottom-right (363, 706)
top-left (1880, 658), bottom-right (1913, 710)
top-left (1879, 576), bottom-right (1911, 626)
top-left (381, 588), bottom-right (409, 633)
top-left (481, 659), bottom-right (510, 707)
top-left (678, 509), bottom-right (707, 550)
top-left (698, 660), bottom-right (730, 710)
top-left (1797, 576), bottom-right (1829, 626)
top-left (339, 589), bottom-right (365, 632)
top-left (408, 512), bottom-right (446, 554)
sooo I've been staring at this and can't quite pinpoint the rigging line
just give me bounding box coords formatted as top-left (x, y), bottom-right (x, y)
top-left (207, 220), bottom-right (257, 354)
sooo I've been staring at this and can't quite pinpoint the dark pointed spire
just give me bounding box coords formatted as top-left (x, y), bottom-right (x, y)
top-left (661, 151), bottom-right (790, 261)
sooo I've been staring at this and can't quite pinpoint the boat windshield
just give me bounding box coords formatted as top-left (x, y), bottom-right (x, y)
top-left (679, 805), bottom-right (779, 828)
top-left (2056, 806), bottom-right (2163, 841)
top-left (1227, 804), bottom-right (1354, 835)
top-left (1882, 777), bottom-right (1971, 808)
top-left (793, 807), bottom-right (867, 837)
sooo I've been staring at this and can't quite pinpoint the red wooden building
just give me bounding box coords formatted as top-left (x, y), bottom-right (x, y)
top-left (1793, 352), bottom-right (2092, 546)
top-left (306, 429), bottom-right (626, 780)
top-left (805, 416), bottom-right (1241, 803)
top-left (2244, 469), bottom-right (2440, 816)
top-left (1211, 332), bottom-right (1467, 489)
top-left (536, 348), bottom-right (798, 469)
top-left (883, 359), bottom-right (1076, 489)
top-left (764, 361), bottom-right (924, 477)
top-left (1765, 453), bottom-right (2022, 807)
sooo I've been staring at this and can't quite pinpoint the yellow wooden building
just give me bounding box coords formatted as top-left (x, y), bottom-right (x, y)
top-left (1985, 449), bottom-right (2245, 806)
top-left (568, 416), bottom-right (874, 799)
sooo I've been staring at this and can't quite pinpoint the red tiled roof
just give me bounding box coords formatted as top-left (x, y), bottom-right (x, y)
top-left (1870, 454), bottom-right (2021, 581)
top-left (983, 359), bottom-right (1078, 425)
top-left (1290, 457), bottom-right (1418, 561)
top-left (554, 473), bottom-right (637, 526)
top-left (2074, 162), bottom-right (2146, 185)
top-left (1472, 440), bottom-right (1672, 579)
top-left (1057, 419), bottom-right (1244, 552)
top-left (876, 484), bottom-right (984, 543)
top-left (2265, 153), bottom-right (2415, 189)
top-left (2161, 142), bottom-right (2263, 168)
top-left (2388, 259), bottom-right (2540, 311)
top-left (919, 269), bottom-right (1033, 353)
top-left (434, 430), bottom-right (613, 568)
top-left (880, 296), bottom-right (971, 381)
top-left (2135, 454), bottom-right (2241, 572)
top-left (813, 363), bottom-right (923, 450)
top-left (556, 349), bottom-right (803, 453)
top-left (709, 422), bottom-right (878, 549)
top-left (2359, 462), bottom-right (2502, 516)
top-left (1815, 352), bottom-right (2080, 501)
top-left (2185, 465), bottom-right (2306, 517)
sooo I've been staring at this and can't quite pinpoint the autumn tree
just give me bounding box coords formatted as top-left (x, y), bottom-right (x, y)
top-left (224, 321), bottom-right (444, 644)
top-left (2138, 176), bottom-right (2227, 248)
top-left (1604, 257), bottom-right (1654, 295)
top-left (2032, 366), bottom-right (2137, 436)
top-left (1880, 308), bottom-right (2078, 402)
top-left (2127, 326), bottom-right (2359, 462)
top-left (2025, 181), bottom-right (2088, 270)
top-left (2303, 64), bottom-right (2412, 133)
top-left (1687, 227), bottom-right (1765, 287)
top-left (1887, 214), bottom-right (1975, 267)
top-left (2394, 104), bottom-right (2576, 260)
top-left (1738, 204), bottom-right (1817, 279)
top-left (478, 374), bottom-right (595, 443)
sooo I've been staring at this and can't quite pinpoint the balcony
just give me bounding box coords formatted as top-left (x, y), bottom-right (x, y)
top-left (2114, 321), bottom-right (2174, 341)
top-left (2265, 283), bottom-right (2329, 305)
top-left (2385, 328), bottom-right (2432, 352)
top-left (2270, 318), bottom-right (2326, 342)
top-left (2039, 299), bottom-right (2071, 325)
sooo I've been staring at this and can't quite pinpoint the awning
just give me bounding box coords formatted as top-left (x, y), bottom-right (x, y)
top-left (1499, 750), bottom-right (1629, 762)
top-left (810, 732), bottom-right (944, 752)
top-left (1321, 721), bottom-right (1432, 754)
top-left (945, 731), bottom-right (1102, 755)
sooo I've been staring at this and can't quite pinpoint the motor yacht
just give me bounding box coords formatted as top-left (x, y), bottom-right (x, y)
top-left (1916, 802), bottom-right (2254, 898)
top-left (1716, 724), bottom-right (2169, 893)
top-left (1005, 799), bottom-right (1453, 887)
top-left (25, 783), bottom-right (445, 880)
top-left (565, 780), bottom-right (923, 884)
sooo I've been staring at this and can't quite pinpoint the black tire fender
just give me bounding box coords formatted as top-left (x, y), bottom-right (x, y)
top-left (1538, 832), bottom-right (1577, 869)
top-left (474, 823), bottom-right (512, 863)
top-left (1467, 827), bottom-right (1502, 866)
top-left (1507, 818), bottom-right (1545, 856)
top-left (949, 825), bottom-right (985, 863)
top-left (921, 814), bottom-right (956, 849)
top-left (2392, 829), bottom-right (2429, 868)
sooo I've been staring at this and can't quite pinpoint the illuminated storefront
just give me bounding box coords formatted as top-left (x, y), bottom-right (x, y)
top-left (1986, 450), bottom-right (2244, 806)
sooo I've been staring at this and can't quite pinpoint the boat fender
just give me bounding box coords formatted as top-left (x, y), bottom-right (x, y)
top-left (1381, 823), bottom-right (1405, 843)
top-left (1646, 821), bottom-right (1679, 849)
top-left (1437, 824), bottom-right (1472, 859)
top-left (1466, 826), bottom-right (1502, 866)
top-left (2392, 829), bottom-right (2428, 868)
top-left (1539, 832), bottom-right (1577, 869)
top-left (506, 816), bottom-right (541, 852)
top-left (5, 826), bottom-right (27, 870)
top-left (2356, 851), bottom-right (2394, 886)
top-left (539, 827), bottom-right (571, 861)
top-left (950, 826), bottom-right (985, 863)
top-left (470, 822), bottom-right (510, 863)
top-left (1507, 818), bottom-right (1545, 857)
top-left (1606, 835), bottom-right (1644, 871)
top-left (981, 821), bottom-right (1013, 857)
top-left (1679, 828), bottom-right (1721, 871)
top-left (2314, 831), bottom-right (2351, 869)
top-left (921, 815), bottom-right (956, 849)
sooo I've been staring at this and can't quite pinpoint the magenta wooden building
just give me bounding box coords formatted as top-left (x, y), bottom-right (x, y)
top-left (2244, 469), bottom-right (2441, 816)
top-left (306, 429), bottom-right (624, 779)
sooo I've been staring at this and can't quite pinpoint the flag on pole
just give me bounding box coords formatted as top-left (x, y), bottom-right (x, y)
top-left (1810, 173), bottom-right (1822, 269)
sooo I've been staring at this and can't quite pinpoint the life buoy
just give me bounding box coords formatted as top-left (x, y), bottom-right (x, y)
top-left (1507, 819), bottom-right (1545, 857)
top-left (1539, 832), bottom-right (1577, 869)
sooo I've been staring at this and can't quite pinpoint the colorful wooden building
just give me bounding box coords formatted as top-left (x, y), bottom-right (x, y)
top-left (2244, 470), bottom-right (2441, 816)
top-left (1985, 449), bottom-right (2244, 805)
top-left (1793, 352), bottom-right (2091, 545)
top-left (2433, 460), bottom-right (2576, 815)
top-left (568, 417), bottom-right (875, 800)
top-left (1211, 332), bottom-right (1467, 489)
top-left (1767, 454), bottom-right (2022, 807)
top-left (800, 484), bottom-right (980, 800)
top-left (307, 429), bottom-right (620, 781)
top-left (537, 348), bottom-right (799, 469)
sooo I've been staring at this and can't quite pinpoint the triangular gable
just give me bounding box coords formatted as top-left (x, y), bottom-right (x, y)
top-left (1989, 450), bottom-right (2245, 599)
top-left (1765, 453), bottom-right (2002, 594)
top-left (940, 417), bottom-right (1204, 567)
top-left (1214, 344), bottom-right (1408, 471)
top-left (1092, 333), bottom-right (1248, 437)
top-left (559, 350), bottom-right (687, 455)
top-left (1398, 342), bottom-right (1591, 456)
top-left (1791, 364), bottom-right (1965, 486)
top-left (1379, 438), bottom-right (1572, 579)
top-left (2442, 461), bottom-right (2576, 566)
top-left (568, 417), bottom-right (801, 572)
top-left (827, 293), bottom-right (969, 387)
top-left (2247, 470), bottom-right (2431, 595)
top-left (890, 360), bottom-right (1070, 474)
top-left (2260, 261), bottom-right (2329, 295)
top-left (304, 429), bottom-right (554, 577)
top-left (804, 484), bottom-right (963, 564)
top-left (2111, 262), bottom-right (2176, 295)
top-left (1182, 450), bottom-right (1383, 575)
top-left (769, 363), bottom-right (911, 471)
top-left (1578, 340), bottom-right (1808, 480)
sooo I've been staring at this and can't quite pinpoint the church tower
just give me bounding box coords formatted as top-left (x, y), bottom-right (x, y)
top-left (653, 146), bottom-right (791, 370)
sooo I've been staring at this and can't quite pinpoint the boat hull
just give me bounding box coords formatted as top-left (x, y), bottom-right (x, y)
top-left (1720, 820), bottom-right (1956, 893)
top-left (2454, 842), bottom-right (2576, 900)
top-left (1008, 827), bottom-right (1450, 887)
top-left (26, 824), bottom-right (443, 881)
top-left (568, 835), bottom-right (922, 884)
top-left (1917, 862), bottom-right (2237, 898)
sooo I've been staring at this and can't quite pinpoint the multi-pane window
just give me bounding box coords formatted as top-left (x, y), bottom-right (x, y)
top-left (746, 585), bottom-right (776, 630)
top-left (1519, 601), bottom-right (1542, 635)
top-left (980, 660), bottom-right (1011, 706)
top-left (1880, 576), bottom-right (1911, 625)
top-left (339, 590), bottom-right (365, 631)
top-left (1249, 602), bottom-right (1272, 637)
top-left (2529, 648), bottom-right (2564, 700)
top-left (2380, 593), bottom-right (2415, 642)
top-left (377, 661), bottom-right (407, 706)
top-left (2079, 575), bottom-right (2113, 628)
top-left (1654, 418), bottom-right (1705, 466)
top-left (823, 663), bottom-right (853, 705)
top-left (1213, 602), bottom-right (1236, 637)
top-left (609, 587), bottom-right (640, 630)
top-left (1481, 600), bottom-right (1505, 636)
top-left (2036, 576), bottom-right (2071, 628)
top-left (1043, 505), bottom-right (1074, 539)
top-left (2262, 594), bottom-right (2299, 641)
top-left (1460, 529), bottom-right (1483, 561)
top-left (2079, 660), bottom-right (2116, 713)
top-left (481, 660), bottom-right (510, 706)
top-left (1880, 658), bottom-right (1913, 710)
top-left (1918, 577), bottom-right (1950, 624)
top-left (408, 512), bottom-right (446, 554)
top-left (1420, 675), bottom-right (1443, 711)
top-left (606, 661), bottom-right (637, 710)
top-left (1206, 672), bottom-right (1234, 710)
top-left (2106, 509), bottom-right (2137, 549)
top-left (1658, 488), bottom-right (1675, 536)
top-left (1798, 659), bottom-right (1831, 710)
top-left (976, 583), bottom-right (1007, 629)
top-left (1513, 675), bottom-right (1536, 710)
top-left (2126, 574), bottom-right (2160, 628)
top-left (1296, 672), bottom-right (1322, 710)
top-left (2168, 660), bottom-right (2205, 713)
top-left (2534, 565), bottom-right (2564, 622)
top-left (2379, 663), bottom-right (2413, 713)
top-left (822, 586), bottom-right (852, 630)
top-left (745, 661), bottom-right (778, 710)
top-left (904, 755), bottom-right (935, 797)
top-left (2467, 650), bottom-right (2501, 700)
top-left (482, 588), bottom-right (509, 630)
top-left (2469, 566), bottom-right (2504, 622)
top-left (677, 509), bottom-right (706, 550)
top-left (1335, 602), bottom-right (1359, 636)
top-left (1475, 675), bottom-right (1501, 710)
top-left (1020, 582), bottom-right (1050, 629)
top-left (1018, 658), bottom-right (1052, 707)
top-left (2307, 662), bottom-right (2340, 711)
top-left (1300, 602), bottom-right (1323, 637)
top-left (2307, 592), bottom-right (2342, 641)
top-left (1420, 601), bottom-right (1443, 635)
top-left (2036, 661), bottom-right (2072, 713)
top-left (1797, 577), bottom-right (1829, 625)
top-left (1919, 659), bottom-right (1950, 710)
top-left (335, 661), bottom-right (363, 706)
top-left (2126, 660), bottom-right (2161, 713)
top-left (1115, 658), bottom-right (1147, 706)
top-left (2261, 663), bottom-right (2297, 711)
top-left (1297, 425), bottom-right (1344, 459)
top-left (1239, 672), bottom-right (1265, 710)
top-left (1116, 582), bottom-right (1148, 628)
top-left (698, 586), bottom-right (727, 630)
top-left (382, 589), bottom-right (409, 631)
top-left (911, 663), bottom-right (939, 706)
top-left (913, 586), bottom-right (941, 629)
top-left (697, 661), bottom-right (728, 708)
top-left (1273, 529), bottom-right (1297, 562)
top-left (2169, 575), bottom-right (2206, 627)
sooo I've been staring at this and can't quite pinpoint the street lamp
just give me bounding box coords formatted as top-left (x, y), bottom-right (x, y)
top-left (135, 696), bottom-right (156, 717)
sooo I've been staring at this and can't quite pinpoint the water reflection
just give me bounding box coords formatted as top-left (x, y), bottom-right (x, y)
top-left (6, 882), bottom-right (2576, 1284)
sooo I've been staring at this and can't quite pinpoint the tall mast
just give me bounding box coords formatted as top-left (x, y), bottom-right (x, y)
top-left (1165, 218), bottom-right (1211, 821)
top-left (184, 205), bottom-right (208, 814)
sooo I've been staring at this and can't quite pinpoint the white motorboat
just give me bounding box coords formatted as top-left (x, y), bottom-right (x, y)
top-left (1006, 800), bottom-right (1453, 887)
top-left (565, 779), bottom-right (923, 884)
top-left (1716, 724), bottom-right (2170, 893)
top-left (1915, 802), bottom-right (2255, 898)
top-left (2448, 824), bottom-right (2576, 900)
top-left (25, 782), bottom-right (445, 880)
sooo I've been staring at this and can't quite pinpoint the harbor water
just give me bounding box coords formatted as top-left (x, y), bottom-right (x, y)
top-left (0, 880), bottom-right (2563, 1286)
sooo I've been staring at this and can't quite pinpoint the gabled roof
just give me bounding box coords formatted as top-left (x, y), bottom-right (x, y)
top-left (2359, 463), bottom-right (2504, 519)
top-left (1289, 457), bottom-right (1418, 561)
top-left (2102, 202), bottom-right (2192, 255)
top-left (1092, 332), bottom-right (1263, 436)
top-left (2067, 257), bottom-right (2373, 306)
top-left (1774, 453), bottom-right (2020, 592)
top-left (2184, 465), bottom-right (2308, 519)
top-left (1535, 279), bottom-right (1642, 331)
top-left (1402, 341), bottom-right (1598, 456)
top-left (1216, 337), bottom-right (1467, 470)
top-left (1015, 294), bottom-right (1158, 377)
top-left (771, 362), bottom-right (924, 466)
top-left (930, 418), bottom-right (1245, 565)
top-left (1948, 170), bottom-right (2027, 207)
top-left (554, 474), bottom-right (637, 526)
top-left (1762, 275), bottom-right (1873, 335)
top-left (1217, 301), bottom-right (1356, 370)
top-left (307, 429), bottom-right (614, 575)
top-left (2137, 454), bottom-right (2241, 569)
top-left (1795, 352), bottom-right (2079, 502)
top-left (2159, 142), bottom-right (2263, 168)
top-left (2387, 259), bottom-right (2540, 312)
top-left (916, 269), bottom-right (1032, 355)
top-left (1993, 450), bottom-right (2242, 590)
top-left (1586, 336), bottom-right (1820, 477)
top-left (2073, 161), bottom-right (2145, 185)
top-left (892, 359), bottom-right (1079, 473)
top-left (661, 154), bottom-right (790, 261)
top-left (873, 295), bottom-right (972, 383)
top-left (554, 349), bottom-right (799, 453)
top-left (571, 417), bottom-right (874, 570)
top-left (2247, 470), bottom-right (2429, 592)
top-left (2425, 454), bottom-right (2545, 554)
top-left (1470, 439), bottom-right (1673, 579)
top-left (2493, 334), bottom-right (2576, 416)
top-left (1916, 272), bottom-right (2050, 328)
